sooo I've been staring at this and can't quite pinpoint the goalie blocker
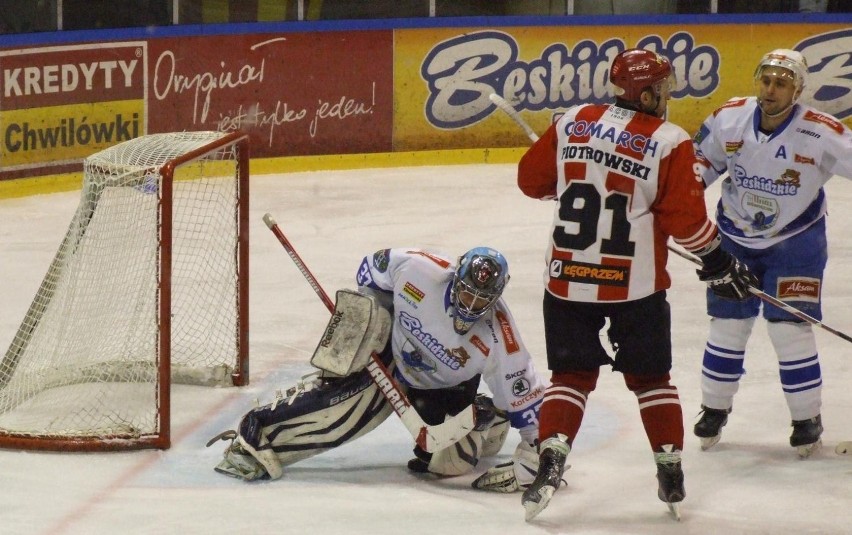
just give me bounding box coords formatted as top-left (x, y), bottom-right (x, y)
top-left (209, 290), bottom-right (512, 481)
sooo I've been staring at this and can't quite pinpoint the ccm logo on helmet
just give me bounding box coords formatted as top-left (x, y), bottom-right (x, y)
top-left (628, 64), bottom-right (651, 72)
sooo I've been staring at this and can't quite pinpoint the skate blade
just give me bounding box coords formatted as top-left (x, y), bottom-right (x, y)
top-left (836, 442), bottom-right (852, 455)
top-left (523, 486), bottom-right (555, 522)
top-left (796, 440), bottom-right (822, 459)
top-left (699, 435), bottom-right (721, 451)
top-left (666, 502), bottom-right (681, 521)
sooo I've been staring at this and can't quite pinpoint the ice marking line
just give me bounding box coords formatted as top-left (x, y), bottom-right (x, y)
top-left (40, 366), bottom-right (301, 535)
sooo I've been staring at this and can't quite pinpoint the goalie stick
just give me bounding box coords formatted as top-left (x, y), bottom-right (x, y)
top-left (666, 244), bottom-right (852, 345)
top-left (262, 213), bottom-right (476, 453)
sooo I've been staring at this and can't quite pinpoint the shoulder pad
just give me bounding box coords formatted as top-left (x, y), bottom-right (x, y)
top-left (405, 250), bottom-right (451, 269)
top-left (802, 110), bottom-right (845, 135)
top-left (713, 97), bottom-right (749, 117)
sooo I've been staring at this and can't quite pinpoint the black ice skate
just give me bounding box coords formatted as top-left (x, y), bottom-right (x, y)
top-left (521, 434), bottom-right (569, 522)
top-left (694, 405), bottom-right (731, 450)
top-left (655, 444), bottom-right (685, 521)
top-left (790, 414), bottom-right (823, 458)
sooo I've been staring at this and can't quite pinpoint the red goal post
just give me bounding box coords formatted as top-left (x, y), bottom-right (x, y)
top-left (0, 131), bottom-right (250, 451)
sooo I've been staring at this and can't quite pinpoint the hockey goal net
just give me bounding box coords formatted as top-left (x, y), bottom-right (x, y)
top-left (0, 131), bottom-right (250, 451)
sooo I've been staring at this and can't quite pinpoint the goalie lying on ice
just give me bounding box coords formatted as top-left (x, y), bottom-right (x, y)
top-left (209, 247), bottom-right (546, 492)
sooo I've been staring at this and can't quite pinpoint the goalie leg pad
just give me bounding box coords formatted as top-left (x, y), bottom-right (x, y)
top-left (427, 428), bottom-right (487, 476)
top-left (215, 364), bottom-right (393, 479)
top-left (310, 289), bottom-right (391, 377)
top-left (481, 419), bottom-right (510, 458)
top-left (213, 434), bottom-right (280, 481)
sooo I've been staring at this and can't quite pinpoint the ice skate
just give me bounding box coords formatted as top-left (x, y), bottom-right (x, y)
top-left (521, 435), bottom-right (569, 522)
top-left (694, 406), bottom-right (730, 450)
top-left (655, 445), bottom-right (684, 521)
top-left (790, 415), bottom-right (823, 458)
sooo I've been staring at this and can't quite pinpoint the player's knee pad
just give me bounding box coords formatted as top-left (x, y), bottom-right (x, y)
top-left (550, 369), bottom-right (600, 392)
top-left (708, 317), bottom-right (756, 349)
top-left (767, 321), bottom-right (816, 361)
top-left (623, 372), bottom-right (671, 393)
top-left (215, 368), bottom-right (393, 480)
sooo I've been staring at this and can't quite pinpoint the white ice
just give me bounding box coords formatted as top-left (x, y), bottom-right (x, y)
top-left (1, 164), bottom-right (850, 535)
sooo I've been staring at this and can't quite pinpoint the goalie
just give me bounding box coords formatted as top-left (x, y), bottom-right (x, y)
top-left (209, 247), bottom-right (546, 492)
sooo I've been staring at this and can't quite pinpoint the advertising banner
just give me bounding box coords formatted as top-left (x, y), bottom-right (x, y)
top-left (0, 43), bottom-right (147, 174)
top-left (1, 31), bottom-right (393, 178)
top-left (1, 20), bottom-right (849, 182)
top-left (395, 24), bottom-right (852, 150)
top-left (146, 31), bottom-right (393, 158)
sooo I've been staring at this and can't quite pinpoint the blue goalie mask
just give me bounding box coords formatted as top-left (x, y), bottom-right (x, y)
top-left (450, 247), bottom-right (510, 334)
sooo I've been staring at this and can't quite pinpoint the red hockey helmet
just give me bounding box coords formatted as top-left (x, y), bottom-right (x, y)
top-left (609, 48), bottom-right (673, 103)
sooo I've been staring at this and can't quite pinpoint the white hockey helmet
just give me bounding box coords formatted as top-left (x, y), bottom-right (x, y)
top-left (753, 49), bottom-right (808, 91)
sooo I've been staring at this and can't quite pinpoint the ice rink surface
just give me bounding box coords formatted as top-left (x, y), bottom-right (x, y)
top-left (1, 163), bottom-right (850, 534)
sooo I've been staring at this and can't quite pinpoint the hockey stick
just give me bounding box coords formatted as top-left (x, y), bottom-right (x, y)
top-left (489, 93), bottom-right (539, 142)
top-left (666, 243), bottom-right (852, 344)
top-left (262, 213), bottom-right (476, 452)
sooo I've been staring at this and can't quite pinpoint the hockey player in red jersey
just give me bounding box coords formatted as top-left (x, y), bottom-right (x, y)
top-left (516, 48), bottom-right (757, 521)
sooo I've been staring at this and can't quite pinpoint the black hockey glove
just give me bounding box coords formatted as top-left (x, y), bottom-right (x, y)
top-left (473, 394), bottom-right (499, 431)
top-left (696, 248), bottom-right (757, 301)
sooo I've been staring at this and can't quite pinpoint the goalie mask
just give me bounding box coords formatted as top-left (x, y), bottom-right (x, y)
top-left (450, 247), bottom-right (509, 334)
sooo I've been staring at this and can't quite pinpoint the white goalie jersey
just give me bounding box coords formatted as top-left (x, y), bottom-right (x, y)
top-left (355, 248), bottom-right (544, 434)
top-left (694, 96), bottom-right (852, 249)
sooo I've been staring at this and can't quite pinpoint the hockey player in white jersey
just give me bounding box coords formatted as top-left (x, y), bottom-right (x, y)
top-left (692, 49), bottom-right (852, 457)
top-left (210, 246), bottom-right (545, 492)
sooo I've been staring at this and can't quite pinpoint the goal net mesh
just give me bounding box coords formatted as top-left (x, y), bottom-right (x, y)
top-left (0, 131), bottom-right (248, 449)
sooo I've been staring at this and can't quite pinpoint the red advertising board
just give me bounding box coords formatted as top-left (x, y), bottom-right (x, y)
top-left (1, 31), bottom-right (393, 179)
top-left (146, 31), bottom-right (394, 159)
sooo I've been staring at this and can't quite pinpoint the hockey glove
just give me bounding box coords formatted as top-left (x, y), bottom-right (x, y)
top-left (473, 393), bottom-right (499, 431)
top-left (696, 248), bottom-right (757, 301)
top-left (471, 440), bottom-right (539, 493)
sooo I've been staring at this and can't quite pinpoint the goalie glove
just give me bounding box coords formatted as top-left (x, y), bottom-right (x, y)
top-left (471, 440), bottom-right (539, 493)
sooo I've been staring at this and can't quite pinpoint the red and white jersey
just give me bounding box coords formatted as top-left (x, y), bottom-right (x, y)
top-left (518, 103), bottom-right (717, 303)
top-left (355, 248), bottom-right (544, 431)
top-left (694, 96), bottom-right (852, 249)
